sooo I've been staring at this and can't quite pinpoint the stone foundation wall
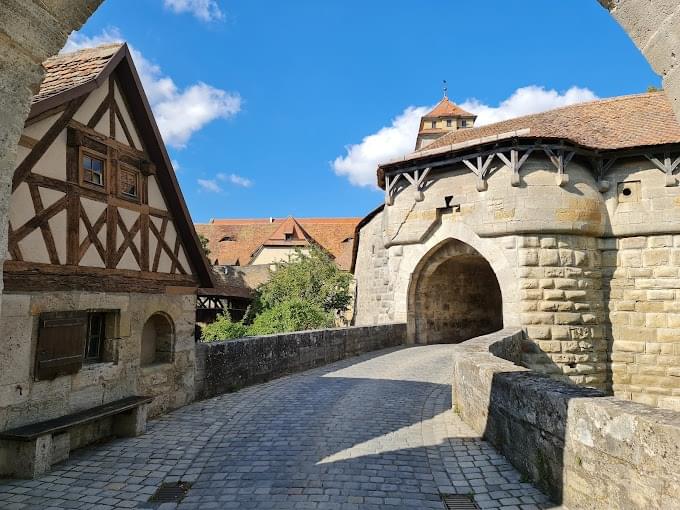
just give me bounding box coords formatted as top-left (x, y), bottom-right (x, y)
top-left (452, 329), bottom-right (680, 508)
top-left (0, 290), bottom-right (197, 431)
top-left (195, 323), bottom-right (406, 400)
top-left (603, 234), bottom-right (680, 410)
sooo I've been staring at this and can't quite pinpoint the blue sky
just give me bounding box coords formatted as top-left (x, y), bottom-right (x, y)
top-left (67, 0), bottom-right (659, 222)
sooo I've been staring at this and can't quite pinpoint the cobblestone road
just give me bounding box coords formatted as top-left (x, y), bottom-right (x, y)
top-left (0, 345), bottom-right (556, 509)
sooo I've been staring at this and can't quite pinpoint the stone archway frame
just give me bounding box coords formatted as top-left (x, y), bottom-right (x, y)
top-left (388, 220), bottom-right (519, 344)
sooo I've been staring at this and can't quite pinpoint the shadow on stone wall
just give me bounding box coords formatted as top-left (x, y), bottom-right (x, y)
top-left (453, 328), bottom-right (680, 509)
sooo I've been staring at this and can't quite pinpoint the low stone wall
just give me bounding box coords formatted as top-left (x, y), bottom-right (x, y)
top-left (452, 328), bottom-right (680, 509)
top-left (195, 323), bottom-right (406, 400)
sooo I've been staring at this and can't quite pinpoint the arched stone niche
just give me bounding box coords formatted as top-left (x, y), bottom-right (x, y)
top-left (140, 312), bottom-right (175, 366)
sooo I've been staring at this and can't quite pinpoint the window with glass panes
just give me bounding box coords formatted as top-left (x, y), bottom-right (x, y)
top-left (83, 154), bottom-right (105, 186)
top-left (84, 312), bottom-right (105, 363)
top-left (120, 167), bottom-right (139, 198)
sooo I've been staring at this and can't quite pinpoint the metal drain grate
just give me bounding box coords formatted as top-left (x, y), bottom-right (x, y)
top-left (440, 493), bottom-right (479, 510)
top-left (149, 481), bottom-right (192, 503)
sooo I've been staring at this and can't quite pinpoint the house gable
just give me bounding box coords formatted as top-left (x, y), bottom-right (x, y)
top-left (6, 44), bottom-right (212, 293)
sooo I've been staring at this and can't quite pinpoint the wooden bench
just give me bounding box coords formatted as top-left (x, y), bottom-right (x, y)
top-left (0, 395), bottom-right (152, 479)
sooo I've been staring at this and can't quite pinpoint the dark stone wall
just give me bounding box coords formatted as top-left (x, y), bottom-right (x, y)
top-left (194, 324), bottom-right (406, 400)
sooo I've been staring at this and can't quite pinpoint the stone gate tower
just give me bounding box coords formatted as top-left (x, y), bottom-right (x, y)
top-left (353, 92), bottom-right (680, 411)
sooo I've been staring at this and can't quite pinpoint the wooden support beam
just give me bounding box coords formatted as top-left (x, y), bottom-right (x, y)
top-left (645, 153), bottom-right (680, 186)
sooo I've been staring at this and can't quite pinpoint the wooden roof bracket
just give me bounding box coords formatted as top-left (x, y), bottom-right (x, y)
top-left (645, 153), bottom-right (680, 187)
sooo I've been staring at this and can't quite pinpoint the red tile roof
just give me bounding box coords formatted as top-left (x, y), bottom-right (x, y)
top-left (424, 92), bottom-right (680, 152)
top-left (195, 217), bottom-right (361, 270)
top-left (423, 97), bottom-right (475, 118)
top-left (378, 92), bottom-right (680, 188)
top-left (34, 44), bottom-right (123, 105)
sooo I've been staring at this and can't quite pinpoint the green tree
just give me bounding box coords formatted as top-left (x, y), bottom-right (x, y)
top-left (247, 299), bottom-right (333, 336)
top-left (252, 244), bottom-right (353, 316)
top-left (201, 312), bottom-right (249, 341)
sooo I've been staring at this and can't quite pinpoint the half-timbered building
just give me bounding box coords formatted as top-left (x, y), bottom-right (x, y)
top-left (0, 42), bottom-right (214, 441)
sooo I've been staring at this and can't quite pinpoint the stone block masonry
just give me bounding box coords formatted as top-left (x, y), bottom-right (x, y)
top-left (451, 328), bottom-right (680, 509)
top-left (603, 234), bottom-right (680, 410)
top-left (194, 323), bottom-right (406, 400)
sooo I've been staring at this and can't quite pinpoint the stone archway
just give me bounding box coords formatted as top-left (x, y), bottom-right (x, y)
top-left (408, 238), bottom-right (503, 345)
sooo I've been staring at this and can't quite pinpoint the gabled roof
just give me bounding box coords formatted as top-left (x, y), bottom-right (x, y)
top-left (29, 44), bottom-right (214, 288)
top-left (378, 92), bottom-right (680, 188)
top-left (423, 97), bottom-right (475, 118)
top-left (33, 44), bottom-right (124, 106)
top-left (265, 217), bottom-right (310, 243)
top-left (195, 217), bottom-right (361, 270)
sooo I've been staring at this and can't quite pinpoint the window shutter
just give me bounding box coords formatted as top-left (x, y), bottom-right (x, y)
top-left (34, 311), bottom-right (88, 381)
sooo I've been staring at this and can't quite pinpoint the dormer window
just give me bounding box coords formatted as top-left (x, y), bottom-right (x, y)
top-left (461, 119), bottom-right (468, 127)
top-left (219, 235), bottom-right (235, 242)
top-left (285, 233), bottom-right (294, 241)
top-left (430, 121), bottom-right (437, 129)
top-left (446, 119), bottom-right (452, 127)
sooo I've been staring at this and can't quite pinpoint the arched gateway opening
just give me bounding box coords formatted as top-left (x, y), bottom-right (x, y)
top-left (408, 239), bottom-right (503, 344)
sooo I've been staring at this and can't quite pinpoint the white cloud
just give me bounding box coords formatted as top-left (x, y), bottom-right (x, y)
top-left (218, 173), bottom-right (253, 188)
top-left (332, 85), bottom-right (598, 188)
top-left (332, 106), bottom-right (430, 188)
top-left (163, 0), bottom-right (224, 21)
top-left (197, 179), bottom-right (222, 193)
top-left (460, 85), bottom-right (598, 126)
top-left (62, 28), bottom-right (241, 149)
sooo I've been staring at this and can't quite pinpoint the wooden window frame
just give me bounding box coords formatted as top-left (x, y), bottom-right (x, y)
top-left (446, 119), bottom-right (453, 127)
top-left (118, 163), bottom-right (141, 203)
top-left (79, 146), bottom-right (108, 193)
top-left (84, 312), bottom-right (106, 363)
top-left (430, 120), bottom-right (437, 129)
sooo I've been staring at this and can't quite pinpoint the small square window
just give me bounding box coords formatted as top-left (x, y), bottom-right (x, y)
top-left (284, 233), bottom-right (294, 241)
top-left (83, 155), bottom-right (105, 186)
top-left (120, 168), bottom-right (139, 198)
top-left (84, 312), bottom-right (106, 363)
top-left (446, 119), bottom-right (452, 127)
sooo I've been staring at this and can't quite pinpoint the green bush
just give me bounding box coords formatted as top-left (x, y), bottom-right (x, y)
top-left (201, 313), bottom-right (249, 341)
top-left (251, 244), bottom-right (353, 317)
top-left (247, 299), bottom-right (333, 336)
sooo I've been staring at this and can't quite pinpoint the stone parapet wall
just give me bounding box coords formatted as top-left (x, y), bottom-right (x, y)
top-left (518, 234), bottom-right (609, 390)
top-left (452, 329), bottom-right (680, 509)
top-left (603, 234), bottom-right (680, 410)
top-left (194, 323), bottom-right (406, 400)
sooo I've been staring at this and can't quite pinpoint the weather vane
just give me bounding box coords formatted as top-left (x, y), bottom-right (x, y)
top-left (443, 80), bottom-right (448, 98)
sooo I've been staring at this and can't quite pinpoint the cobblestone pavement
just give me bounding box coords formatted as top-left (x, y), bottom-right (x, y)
top-left (0, 345), bottom-right (557, 509)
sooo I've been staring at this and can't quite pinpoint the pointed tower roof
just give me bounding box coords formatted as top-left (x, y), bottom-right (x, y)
top-left (424, 97), bottom-right (475, 118)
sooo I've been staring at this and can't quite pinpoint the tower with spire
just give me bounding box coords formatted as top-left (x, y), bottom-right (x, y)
top-left (415, 82), bottom-right (476, 150)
